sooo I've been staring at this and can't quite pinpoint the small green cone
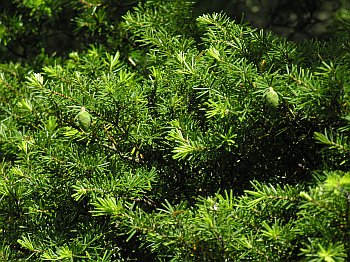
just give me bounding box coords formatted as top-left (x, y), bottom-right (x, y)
top-left (264, 87), bottom-right (279, 109)
top-left (75, 107), bottom-right (91, 131)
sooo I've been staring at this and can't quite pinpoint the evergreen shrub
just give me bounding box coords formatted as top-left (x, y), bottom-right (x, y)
top-left (0, 0), bottom-right (350, 261)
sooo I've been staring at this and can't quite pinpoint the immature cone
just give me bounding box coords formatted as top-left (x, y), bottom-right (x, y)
top-left (75, 107), bottom-right (91, 131)
top-left (264, 87), bottom-right (279, 109)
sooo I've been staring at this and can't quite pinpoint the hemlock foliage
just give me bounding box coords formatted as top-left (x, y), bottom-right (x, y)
top-left (0, 0), bottom-right (350, 261)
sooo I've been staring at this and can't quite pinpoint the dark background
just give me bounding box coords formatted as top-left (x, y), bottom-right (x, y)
top-left (194, 0), bottom-right (350, 41)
